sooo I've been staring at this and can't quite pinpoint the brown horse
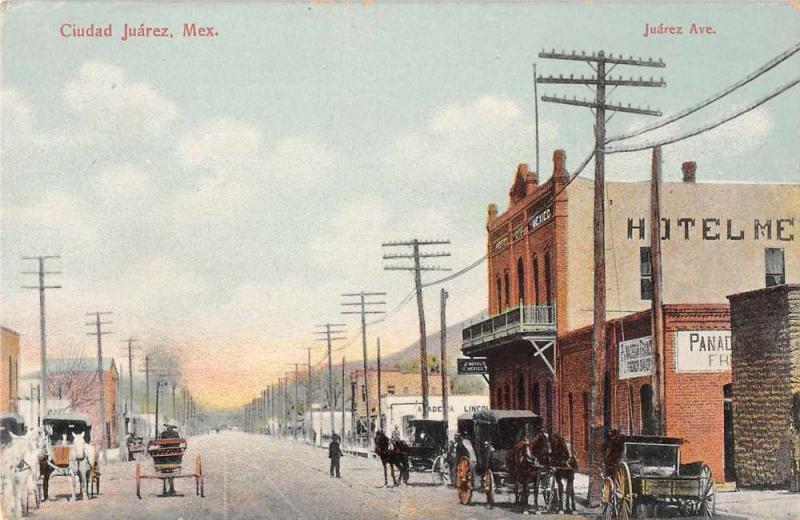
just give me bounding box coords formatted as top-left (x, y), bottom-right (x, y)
top-left (549, 433), bottom-right (577, 514)
top-left (506, 430), bottom-right (551, 513)
top-left (374, 431), bottom-right (409, 487)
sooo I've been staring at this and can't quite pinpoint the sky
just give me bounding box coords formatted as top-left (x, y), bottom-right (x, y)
top-left (1, 1), bottom-right (798, 409)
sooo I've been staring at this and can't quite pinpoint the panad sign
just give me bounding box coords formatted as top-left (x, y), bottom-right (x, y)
top-left (675, 331), bottom-right (731, 372)
top-left (618, 336), bottom-right (653, 380)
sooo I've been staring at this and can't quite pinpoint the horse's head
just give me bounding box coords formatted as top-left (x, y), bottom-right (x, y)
top-left (374, 431), bottom-right (388, 452)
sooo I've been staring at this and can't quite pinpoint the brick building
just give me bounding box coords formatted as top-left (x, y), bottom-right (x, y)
top-left (462, 149), bottom-right (798, 482)
top-left (728, 284), bottom-right (800, 487)
top-left (1, 326), bottom-right (21, 413)
top-left (350, 368), bottom-right (450, 422)
top-left (47, 357), bottom-right (120, 449)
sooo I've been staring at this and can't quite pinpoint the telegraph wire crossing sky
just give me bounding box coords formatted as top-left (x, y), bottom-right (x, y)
top-left (1, 2), bottom-right (798, 407)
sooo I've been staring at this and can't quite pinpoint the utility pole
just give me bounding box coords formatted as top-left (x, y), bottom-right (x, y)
top-left (376, 339), bottom-right (382, 431)
top-left (144, 355), bottom-right (150, 419)
top-left (440, 288), bottom-right (449, 425)
top-left (22, 255), bottom-right (61, 415)
top-left (538, 48), bottom-right (665, 505)
top-left (86, 311), bottom-right (112, 463)
top-left (341, 292), bottom-right (385, 442)
top-left (383, 239), bottom-right (451, 418)
top-left (121, 338), bottom-right (139, 424)
top-left (533, 63), bottom-right (541, 174)
top-left (341, 356), bottom-right (346, 441)
top-left (315, 323), bottom-right (346, 439)
top-left (307, 348), bottom-right (312, 442)
top-left (650, 146), bottom-right (666, 435)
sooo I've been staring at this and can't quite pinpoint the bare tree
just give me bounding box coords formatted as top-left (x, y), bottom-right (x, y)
top-left (47, 345), bottom-right (100, 411)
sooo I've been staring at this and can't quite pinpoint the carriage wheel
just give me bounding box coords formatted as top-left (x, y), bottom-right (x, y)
top-left (483, 469), bottom-right (495, 509)
top-left (614, 463), bottom-right (633, 520)
top-left (455, 456), bottom-right (473, 505)
top-left (542, 472), bottom-right (557, 512)
top-left (135, 463), bottom-right (142, 499)
top-left (431, 455), bottom-right (448, 486)
top-left (601, 476), bottom-right (617, 520)
top-left (697, 464), bottom-right (715, 517)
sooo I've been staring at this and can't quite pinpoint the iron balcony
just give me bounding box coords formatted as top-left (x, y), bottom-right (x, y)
top-left (461, 304), bottom-right (556, 352)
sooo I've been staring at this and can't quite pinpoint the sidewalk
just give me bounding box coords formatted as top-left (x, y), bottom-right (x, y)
top-left (716, 488), bottom-right (800, 519)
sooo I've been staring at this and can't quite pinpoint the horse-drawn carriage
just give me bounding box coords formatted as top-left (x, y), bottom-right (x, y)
top-left (454, 410), bottom-right (545, 507)
top-left (41, 412), bottom-right (99, 501)
top-left (405, 419), bottom-right (450, 485)
top-left (601, 432), bottom-right (716, 519)
top-left (0, 412), bottom-right (26, 446)
top-left (125, 435), bottom-right (146, 461)
top-left (135, 426), bottom-right (204, 499)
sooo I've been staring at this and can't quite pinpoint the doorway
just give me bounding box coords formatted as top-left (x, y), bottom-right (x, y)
top-left (723, 384), bottom-right (736, 482)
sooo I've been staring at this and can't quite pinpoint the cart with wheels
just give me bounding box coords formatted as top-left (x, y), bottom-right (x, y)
top-left (135, 436), bottom-right (205, 499)
top-left (601, 433), bottom-right (716, 519)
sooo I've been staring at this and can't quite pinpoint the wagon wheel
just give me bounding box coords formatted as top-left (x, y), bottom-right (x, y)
top-left (484, 469), bottom-right (495, 509)
top-left (542, 471), bottom-right (557, 512)
top-left (135, 463), bottom-right (142, 499)
top-left (601, 476), bottom-right (617, 520)
top-left (614, 462), bottom-right (633, 520)
top-left (696, 464), bottom-right (715, 517)
top-left (455, 456), bottom-right (473, 505)
top-left (431, 455), bottom-right (449, 486)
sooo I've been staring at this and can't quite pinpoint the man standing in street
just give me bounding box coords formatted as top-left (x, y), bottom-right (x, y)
top-left (329, 433), bottom-right (343, 478)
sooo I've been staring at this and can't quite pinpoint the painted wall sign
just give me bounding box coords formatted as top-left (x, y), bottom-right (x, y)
top-left (528, 207), bottom-right (553, 232)
top-left (457, 358), bottom-right (489, 375)
top-left (627, 217), bottom-right (795, 241)
top-left (618, 336), bottom-right (653, 380)
top-left (675, 330), bottom-right (732, 372)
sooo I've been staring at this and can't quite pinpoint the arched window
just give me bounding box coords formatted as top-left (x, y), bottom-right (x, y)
top-left (568, 393), bottom-right (575, 444)
top-left (504, 271), bottom-right (511, 309)
top-left (495, 276), bottom-right (502, 313)
top-left (532, 382), bottom-right (541, 415)
top-left (532, 256), bottom-right (540, 305)
top-left (545, 380), bottom-right (554, 432)
top-left (627, 385), bottom-right (635, 435)
top-left (517, 257), bottom-right (525, 305)
top-left (640, 384), bottom-right (655, 435)
top-left (544, 251), bottom-right (553, 306)
top-left (582, 391), bottom-right (590, 452)
top-left (504, 385), bottom-right (512, 410)
top-left (517, 373), bottom-right (526, 409)
top-left (603, 372), bottom-right (612, 432)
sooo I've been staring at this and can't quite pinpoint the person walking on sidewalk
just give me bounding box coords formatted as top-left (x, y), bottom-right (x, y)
top-left (329, 433), bottom-right (343, 478)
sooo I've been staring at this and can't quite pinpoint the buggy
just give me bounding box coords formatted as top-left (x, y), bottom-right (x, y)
top-left (453, 410), bottom-right (546, 507)
top-left (405, 419), bottom-right (449, 485)
top-left (601, 433), bottom-right (715, 518)
top-left (41, 412), bottom-right (99, 500)
top-left (135, 426), bottom-right (204, 499)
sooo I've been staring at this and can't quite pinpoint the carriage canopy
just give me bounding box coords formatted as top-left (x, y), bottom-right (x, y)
top-left (43, 412), bottom-right (92, 444)
top-left (408, 419), bottom-right (447, 448)
top-left (473, 410), bottom-right (543, 450)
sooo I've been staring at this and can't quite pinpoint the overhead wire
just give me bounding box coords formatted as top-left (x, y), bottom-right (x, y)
top-left (606, 41), bottom-right (800, 144)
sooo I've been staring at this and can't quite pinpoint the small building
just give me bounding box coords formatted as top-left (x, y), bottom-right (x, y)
top-left (46, 357), bottom-right (120, 449)
top-left (0, 326), bottom-right (21, 413)
top-left (350, 368), bottom-right (451, 424)
top-left (728, 284), bottom-right (800, 488)
top-left (306, 404), bottom-right (353, 446)
top-left (380, 394), bottom-right (490, 440)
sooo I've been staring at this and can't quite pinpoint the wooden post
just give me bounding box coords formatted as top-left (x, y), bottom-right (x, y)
top-left (650, 146), bottom-right (666, 435)
top-left (440, 289), bottom-right (449, 426)
top-left (377, 338), bottom-right (382, 431)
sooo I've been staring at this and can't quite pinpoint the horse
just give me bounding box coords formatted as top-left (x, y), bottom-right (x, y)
top-left (69, 431), bottom-right (93, 500)
top-left (549, 433), bottom-right (577, 514)
top-left (1, 430), bottom-right (38, 518)
top-left (374, 431), bottom-right (410, 487)
top-left (506, 430), bottom-right (551, 514)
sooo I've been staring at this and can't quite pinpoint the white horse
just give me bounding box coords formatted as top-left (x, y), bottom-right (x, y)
top-left (1, 431), bottom-right (32, 519)
top-left (19, 429), bottom-right (45, 511)
top-left (69, 431), bottom-right (96, 500)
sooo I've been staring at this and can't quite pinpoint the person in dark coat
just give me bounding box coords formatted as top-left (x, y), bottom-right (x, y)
top-left (329, 434), bottom-right (343, 478)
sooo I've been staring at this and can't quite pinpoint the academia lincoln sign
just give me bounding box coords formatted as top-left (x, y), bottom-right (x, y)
top-left (675, 330), bottom-right (731, 372)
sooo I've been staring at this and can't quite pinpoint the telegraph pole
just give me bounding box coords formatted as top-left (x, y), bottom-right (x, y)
top-left (440, 289), bottom-right (449, 425)
top-left (341, 356), bottom-right (346, 441)
top-left (376, 339), bottom-right (382, 431)
top-left (650, 146), bottom-right (666, 435)
top-left (121, 338), bottom-right (139, 422)
top-left (307, 348), bottom-right (312, 442)
top-left (538, 48), bottom-right (665, 504)
top-left (341, 292), bottom-right (385, 441)
top-left (22, 255), bottom-right (61, 415)
top-left (383, 239), bottom-right (451, 418)
top-left (144, 355), bottom-right (150, 418)
top-left (315, 324), bottom-right (346, 438)
top-left (86, 311), bottom-right (112, 463)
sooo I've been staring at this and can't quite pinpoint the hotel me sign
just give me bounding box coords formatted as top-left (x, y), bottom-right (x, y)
top-left (618, 336), bottom-right (653, 380)
top-left (675, 330), bottom-right (732, 372)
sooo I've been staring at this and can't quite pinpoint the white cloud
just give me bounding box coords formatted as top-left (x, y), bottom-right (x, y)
top-left (91, 163), bottom-right (151, 196)
top-left (64, 61), bottom-right (177, 136)
top-left (179, 119), bottom-right (261, 170)
top-left (5, 191), bottom-right (97, 242)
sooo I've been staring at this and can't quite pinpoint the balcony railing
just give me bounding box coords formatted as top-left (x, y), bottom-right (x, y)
top-left (462, 304), bottom-right (555, 349)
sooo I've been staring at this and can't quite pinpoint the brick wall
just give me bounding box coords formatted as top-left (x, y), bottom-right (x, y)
top-left (0, 327), bottom-right (20, 413)
top-left (351, 369), bottom-right (449, 417)
top-left (729, 284), bottom-right (800, 487)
